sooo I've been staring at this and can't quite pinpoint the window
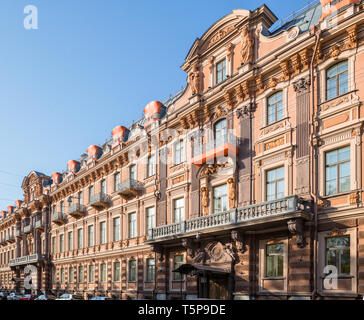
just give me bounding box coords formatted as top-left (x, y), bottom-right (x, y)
top-left (146, 207), bottom-right (155, 234)
top-left (100, 263), bottom-right (107, 282)
top-left (327, 61), bottom-right (348, 100)
top-left (52, 237), bottom-right (56, 254)
top-left (129, 213), bottom-right (137, 239)
top-left (325, 146), bottom-right (350, 196)
top-left (89, 186), bottom-right (94, 203)
top-left (174, 140), bottom-right (185, 165)
top-left (173, 198), bottom-right (184, 223)
top-left (52, 268), bottom-right (56, 284)
top-left (114, 261), bottom-right (120, 281)
top-left (69, 267), bottom-right (74, 283)
top-left (60, 234), bottom-right (64, 253)
top-left (266, 167), bottom-right (285, 201)
top-left (60, 201), bottom-right (64, 214)
top-left (88, 225), bottom-right (94, 247)
top-left (101, 179), bottom-right (106, 195)
top-left (78, 266), bottom-right (84, 283)
top-left (216, 59), bottom-right (226, 84)
top-left (173, 255), bottom-right (184, 281)
top-left (213, 184), bottom-right (228, 213)
top-left (114, 172), bottom-right (120, 191)
top-left (267, 91), bottom-right (284, 125)
top-left (146, 258), bottom-right (155, 282)
top-left (214, 119), bottom-right (227, 147)
top-left (60, 268), bottom-right (65, 284)
top-left (128, 260), bottom-right (136, 282)
top-left (68, 231), bottom-right (73, 251)
top-left (130, 165), bottom-right (136, 181)
top-left (266, 243), bottom-right (284, 277)
top-left (100, 221), bottom-right (106, 244)
top-left (147, 154), bottom-right (156, 177)
top-left (326, 236), bottom-right (350, 275)
top-left (79, 191), bottom-right (83, 205)
top-left (113, 217), bottom-right (120, 242)
top-left (77, 228), bottom-right (83, 249)
top-left (89, 265), bottom-right (94, 283)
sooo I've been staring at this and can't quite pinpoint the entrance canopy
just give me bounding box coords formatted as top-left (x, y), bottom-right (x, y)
top-left (173, 264), bottom-right (230, 276)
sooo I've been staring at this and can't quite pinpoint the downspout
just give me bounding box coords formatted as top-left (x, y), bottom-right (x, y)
top-left (309, 26), bottom-right (321, 301)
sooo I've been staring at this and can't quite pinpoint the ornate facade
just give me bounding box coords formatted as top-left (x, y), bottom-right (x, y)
top-left (1, 0), bottom-right (364, 300)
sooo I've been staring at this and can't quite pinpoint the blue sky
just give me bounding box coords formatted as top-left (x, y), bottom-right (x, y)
top-left (0, 0), bottom-right (312, 209)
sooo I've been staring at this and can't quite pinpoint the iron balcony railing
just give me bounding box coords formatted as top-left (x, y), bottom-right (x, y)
top-left (89, 193), bottom-right (108, 206)
top-left (52, 212), bottom-right (66, 224)
top-left (5, 234), bottom-right (15, 243)
top-left (116, 179), bottom-right (143, 193)
top-left (23, 224), bottom-right (33, 234)
top-left (149, 195), bottom-right (308, 240)
top-left (9, 254), bottom-right (42, 267)
top-left (68, 203), bottom-right (86, 217)
top-left (35, 219), bottom-right (44, 230)
top-left (0, 238), bottom-right (6, 245)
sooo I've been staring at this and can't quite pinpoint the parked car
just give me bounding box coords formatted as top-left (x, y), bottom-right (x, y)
top-left (56, 294), bottom-right (83, 300)
top-left (35, 294), bottom-right (57, 301)
top-left (0, 292), bottom-right (6, 300)
top-left (21, 294), bottom-right (35, 301)
top-left (90, 296), bottom-right (112, 301)
top-left (7, 292), bottom-right (22, 300)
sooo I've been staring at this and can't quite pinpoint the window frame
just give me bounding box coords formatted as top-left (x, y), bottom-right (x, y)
top-left (265, 166), bottom-right (285, 201)
top-left (326, 60), bottom-right (349, 101)
top-left (267, 91), bottom-right (284, 126)
top-left (216, 59), bottom-right (227, 85)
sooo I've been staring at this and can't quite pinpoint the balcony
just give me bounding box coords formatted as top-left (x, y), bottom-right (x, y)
top-left (52, 212), bottom-right (66, 225)
top-left (68, 203), bottom-right (86, 218)
top-left (89, 193), bottom-right (108, 209)
top-left (116, 179), bottom-right (143, 199)
top-left (9, 254), bottom-right (43, 267)
top-left (35, 219), bottom-right (44, 231)
top-left (148, 196), bottom-right (311, 241)
top-left (23, 224), bottom-right (33, 234)
top-left (16, 229), bottom-right (22, 239)
top-left (0, 238), bottom-right (6, 246)
top-left (191, 135), bottom-right (239, 167)
top-left (5, 234), bottom-right (15, 243)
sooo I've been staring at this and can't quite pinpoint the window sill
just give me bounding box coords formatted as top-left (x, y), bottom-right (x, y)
top-left (260, 117), bottom-right (290, 131)
top-left (319, 90), bottom-right (356, 106)
top-left (321, 190), bottom-right (357, 200)
top-left (262, 277), bottom-right (286, 280)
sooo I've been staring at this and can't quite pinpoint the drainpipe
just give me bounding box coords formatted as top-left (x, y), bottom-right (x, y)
top-left (309, 26), bottom-right (321, 301)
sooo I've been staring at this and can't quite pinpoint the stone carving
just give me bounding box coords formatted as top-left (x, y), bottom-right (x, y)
top-left (293, 77), bottom-right (311, 94)
top-left (193, 247), bottom-right (206, 264)
top-left (188, 64), bottom-right (201, 95)
top-left (208, 25), bottom-right (234, 48)
top-left (182, 238), bottom-right (195, 259)
top-left (227, 178), bottom-right (236, 209)
top-left (287, 219), bottom-right (305, 248)
top-left (231, 230), bottom-right (246, 253)
top-left (264, 137), bottom-right (285, 151)
top-left (151, 244), bottom-right (164, 263)
top-left (200, 163), bottom-right (228, 176)
top-left (211, 106), bottom-right (227, 121)
top-left (205, 241), bottom-right (236, 264)
top-left (201, 187), bottom-right (209, 216)
top-left (240, 26), bottom-right (255, 65)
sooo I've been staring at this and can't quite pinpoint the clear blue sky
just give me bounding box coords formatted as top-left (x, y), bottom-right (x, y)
top-left (0, 0), bottom-right (312, 209)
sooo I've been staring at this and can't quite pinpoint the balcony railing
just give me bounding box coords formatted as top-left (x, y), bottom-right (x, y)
top-left (192, 134), bottom-right (238, 166)
top-left (23, 225), bottom-right (33, 234)
top-left (16, 229), bottom-right (22, 239)
top-left (89, 193), bottom-right (108, 209)
top-left (68, 203), bottom-right (86, 218)
top-left (0, 238), bottom-right (6, 246)
top-left (9, 254), bottom-right (42, 267)
top-left (52, 212), bottom-right (66, 225)
top-left (35, 219), bottom-right (44, 231)
top-left (149, 196), bottom-right (309, 240)
top-left (5, 234), bottom-right (15, 243)
top-left (116, 179), bottom-right (143, 198)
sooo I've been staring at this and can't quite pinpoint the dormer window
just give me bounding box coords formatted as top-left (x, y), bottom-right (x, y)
top-left (216, 59), bottom-right (226, 84)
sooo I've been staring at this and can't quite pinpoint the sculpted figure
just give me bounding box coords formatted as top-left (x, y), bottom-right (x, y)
top-left (201, 187), bottom-right (209, 216)
top-left (189, 64), bottom-right (201, 95)
top-left (240, 26), bottom-right (255, 65)
top-left (228, 178), bottom-right (236, 209)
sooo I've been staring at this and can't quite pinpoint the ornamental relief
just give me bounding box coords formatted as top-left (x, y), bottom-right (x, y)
top-left (259, 118), bottom-right (291, 140)
top-left (320, 92), bottom-right (359, 113)
top-left (207, 25), bottom-right (235, 49)
top-left (264, 137), bottom-right (285, 151)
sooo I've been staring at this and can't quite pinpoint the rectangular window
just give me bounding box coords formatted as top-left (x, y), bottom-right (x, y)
top-left (174, 140), bottom-right (185, 165)
top-left (89, 265), bottom-right (94, 283)
top-left (100, 263), bottom-right (107, 282)
top-left (89, 186), bottom-right (94, 203)
top-left (213, 184), bottom-right (228, 213)
top-left (216, 59), bottom-right (226, 84)
top-left (60, 268), bottom-right (65, 284)
top-left (114, 261), bottom-right (120, 281)
top-left (147, 154), bottom-right (156, 177)
top-left (267, 91), bottom-right (284, 125)
top-left (100, 221), bottom-right (106, 244)
top-left (327, 61), bottom-right (349, 100)
top-left (266, 167), bottom-right (285, 201)
top-left (129, 260), bottom-right (137, 282)
top-left (174, 198), bottom-right (184, 223)
top-left (173, 255), bottom-right (184, 281)
top-left (60, 201), bottom-right (64, 214)
top-left (130, 165), bottom-right (136, 181)
top-left (146, 207), bottom-right (155, 234)
top-left (52, 237), bottom-right (56, 254)
top-left (129, 213), bottom-right (137, 239)
top-left (114, 172), bottom-right (120, 191)
top-left (88, 225), bottom-right (94, 247)
top-left (60, 234), bottom-right (64, 253)
top-left (77, 228), bottom-right (83, 249)
top-left (101, 179), bottom-right (106, 195)
top-left (68, 231), bottom-right (73, 251)
top-left (266, 243), bottom-right (284, 277)
top-left (326, 236), bottom-right (350, 275)
top-left (325, 146), bottom-right (350, 196)
top-left (78, 266), bottom-right (84, 283)
top-left (79, 191), bottom-right (83, 205)
top-left (52, 268), bottom-right (56, 284)
top-left (113, 217), bottom-right (120, 242)
top-left (69, 267), bottom-right (74, 283)
top-left (146, 258), bottom-right (155, 282)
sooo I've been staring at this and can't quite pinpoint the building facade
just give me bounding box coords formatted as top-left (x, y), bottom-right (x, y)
top-left (1, 0), bottom-right (364, 300)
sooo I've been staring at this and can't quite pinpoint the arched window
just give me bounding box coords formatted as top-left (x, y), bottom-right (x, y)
top-left (326, 60), bottom-right (348, 100)
top-left (214, 119), bottom-right (227, 147)
top-left (267, 91), bottom-right (284, 125)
